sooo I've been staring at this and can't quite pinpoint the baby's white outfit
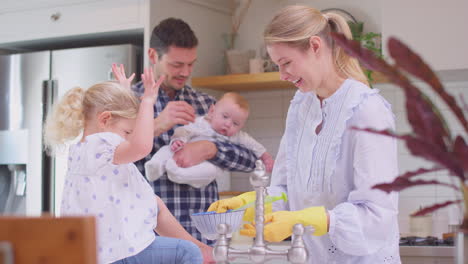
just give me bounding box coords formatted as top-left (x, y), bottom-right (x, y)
top-left (60, 132), bottom-right (158, 264)
top-left (145, 116), bottom-right (266, 188)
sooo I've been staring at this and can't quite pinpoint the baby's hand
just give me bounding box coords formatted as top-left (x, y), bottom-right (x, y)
top-left (112, 63), bottom-right (135, 89)
top-left (171, 140), bottom-right (185, 152)
top-left (260, 152), bottom-right (275, 173)
top-left (141, 66), bottom-right (164, 103)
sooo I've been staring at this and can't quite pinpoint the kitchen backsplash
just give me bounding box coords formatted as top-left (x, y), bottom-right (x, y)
top-left (213, 80), bottom-right (468, 238)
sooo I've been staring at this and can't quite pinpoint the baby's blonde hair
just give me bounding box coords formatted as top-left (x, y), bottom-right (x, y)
top-left (264, 5), bottom-right (368, 86)
top-left (219, 92), bottom-right (250, 112)
top-left (44, 81), bottom-right (139, 152)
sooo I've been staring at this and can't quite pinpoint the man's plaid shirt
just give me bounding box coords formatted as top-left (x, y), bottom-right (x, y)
top-left (132, 82), bottom-right (257, 245)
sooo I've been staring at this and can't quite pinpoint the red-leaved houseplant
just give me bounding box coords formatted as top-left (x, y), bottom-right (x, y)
top-left (331, 32), bottom-right (468, 261)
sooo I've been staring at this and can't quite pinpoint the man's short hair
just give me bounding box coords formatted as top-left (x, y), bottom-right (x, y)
top-left (150, 18), bottom-right (198, 58)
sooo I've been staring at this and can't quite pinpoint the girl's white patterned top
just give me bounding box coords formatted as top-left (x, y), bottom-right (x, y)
top-left (60, 132), bottom-right (158, 264)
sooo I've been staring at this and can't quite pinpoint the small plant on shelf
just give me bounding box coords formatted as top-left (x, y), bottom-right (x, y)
top-left (348, 21), bottom-right (383, 85)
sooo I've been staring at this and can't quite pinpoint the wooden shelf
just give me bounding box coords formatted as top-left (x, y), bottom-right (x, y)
top-left (192, 72), bottom-right (294, 91)
top-left (218, 191), bottom-right (244, 197)
top-left (192, 71), bottom-right (388, 92)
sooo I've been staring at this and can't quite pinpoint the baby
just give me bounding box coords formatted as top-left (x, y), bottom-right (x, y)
top-left (145, 92), bottom-right (274, 188)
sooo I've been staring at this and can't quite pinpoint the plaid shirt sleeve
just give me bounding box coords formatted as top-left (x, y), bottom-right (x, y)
top-left (210, 141), bottom-right (257, 172)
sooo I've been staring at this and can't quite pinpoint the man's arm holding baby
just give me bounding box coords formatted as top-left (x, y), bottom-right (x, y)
top-left (173, 140), bottom-right (257, 172)
top-left (231, 130), bottom-right (275, 173)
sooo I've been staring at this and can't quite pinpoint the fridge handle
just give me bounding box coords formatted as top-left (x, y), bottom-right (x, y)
top-left (43, 80), bottom-right (57, 115)
top-left (42, 80), bottom-right (57, 214)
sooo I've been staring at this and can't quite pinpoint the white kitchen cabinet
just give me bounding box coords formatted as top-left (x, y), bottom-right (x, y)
top-left (0, 0), bottom-right (99, 14)
top-left (0, 0), bottom-right (146, 45)
top-left (382, 0), bottom-right (468, 71)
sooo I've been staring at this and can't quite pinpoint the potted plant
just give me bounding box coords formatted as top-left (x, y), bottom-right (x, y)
top-left (331, 32), bottom-right (468, 263)
top-left (348, 21), bottom-right (383, 85)
top-left (223, 0), bottom-right (254, 74)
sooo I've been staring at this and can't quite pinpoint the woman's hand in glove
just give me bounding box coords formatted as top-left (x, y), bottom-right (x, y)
top-left (240, 206), bottom-right (329, 242)
top-left (207, 191), bottom-right (256, 213)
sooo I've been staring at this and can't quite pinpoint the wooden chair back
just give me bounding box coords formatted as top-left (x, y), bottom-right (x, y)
top-left (0, 216), bottom-right (96, 264)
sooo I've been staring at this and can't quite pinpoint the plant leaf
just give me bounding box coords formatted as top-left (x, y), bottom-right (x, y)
top-left (453, 136), bottom-right (468, 172)
top-left (352, 127), bottom-right (464, 180)
top-left (331, 32), bottom-right (388, 73)
top-left (411, 200), bottom-right (463, 217)
top-left (373, 177), bottom-right (460, 194)
top-left (404, 90), bottom-right (450, 151)
top-left (462, 94), bottom-right (468, 111)
top-left (399, 167), bottom-right (444, 179)
top-left (332, 32), bottom-right (451, 151)
top-left (388, 37), bottom-right (468, 133)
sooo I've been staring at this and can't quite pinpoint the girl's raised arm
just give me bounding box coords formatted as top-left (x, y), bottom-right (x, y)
top-left (113, 67), bottom-right (164, 164)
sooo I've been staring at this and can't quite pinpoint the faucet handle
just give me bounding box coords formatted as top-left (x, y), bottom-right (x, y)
top-left (214, 223), bottom-right (231, 263)
top-left (250, 160), bottom-right (270, 188)
top-left (287, 224), bottom-right (309, 264)
top-left (216, 223), bottom-right (231, 236)
top-left (254, 160), bottom-right (265, 174)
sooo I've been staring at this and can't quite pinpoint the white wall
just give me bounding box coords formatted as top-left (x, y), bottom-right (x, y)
top-left (382, 0), bottom-right (468, 71)
top-left (234, 0), bottom-right (382, 56)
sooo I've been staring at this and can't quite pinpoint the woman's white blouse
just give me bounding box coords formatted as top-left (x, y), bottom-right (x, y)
top-left (61, 132), bottom-right (158, 264)
top-left (268, 79), bottom-right (401, 264)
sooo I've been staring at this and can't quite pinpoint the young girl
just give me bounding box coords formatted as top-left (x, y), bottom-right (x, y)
top-left (44, 65), bottom-right (213, 264)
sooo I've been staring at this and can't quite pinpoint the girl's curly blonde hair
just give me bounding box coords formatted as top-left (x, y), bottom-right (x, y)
top-left (44, 81), bottom-right (139, 152)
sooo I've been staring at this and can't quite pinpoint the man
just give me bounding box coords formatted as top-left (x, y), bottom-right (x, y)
top-left (132, 18), bottom-right (257, 245)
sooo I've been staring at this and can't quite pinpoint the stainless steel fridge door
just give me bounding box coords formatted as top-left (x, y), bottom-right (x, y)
top-left (51, 44), bottom-right (139, 213)
top-left (0, 51), bottom-right (50, 216)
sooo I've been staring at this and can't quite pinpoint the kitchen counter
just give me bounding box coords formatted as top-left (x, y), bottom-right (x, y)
top-left (399, 246), bottom-right (454, 257)
top-left (400, 246), bottom-right (454, 264)
top-left (225, 241), bottom-right (455, 264)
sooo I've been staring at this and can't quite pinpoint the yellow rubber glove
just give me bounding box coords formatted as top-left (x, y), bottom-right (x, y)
top-left (243, 203), bottom-right (272, 222)
top-left (207, 191), bottom-right (256, 213)
top-left (240, 206), bottom-right (328, 242)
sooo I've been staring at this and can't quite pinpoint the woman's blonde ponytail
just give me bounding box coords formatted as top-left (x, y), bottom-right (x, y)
top-left (324, 13), bottom-right (368, 86)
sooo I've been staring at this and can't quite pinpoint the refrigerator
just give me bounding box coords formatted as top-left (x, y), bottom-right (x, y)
top-left (0, 44), bottom-right (141, 216)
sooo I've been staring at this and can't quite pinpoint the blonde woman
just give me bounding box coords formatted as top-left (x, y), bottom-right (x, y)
top-left (44, 66), bottom-right (213, 264)
top-left (208, 5), bottom-right (400, 264)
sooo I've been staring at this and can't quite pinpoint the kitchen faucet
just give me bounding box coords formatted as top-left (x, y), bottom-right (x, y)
top-left (213, 160), bottom-right (309, 264)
